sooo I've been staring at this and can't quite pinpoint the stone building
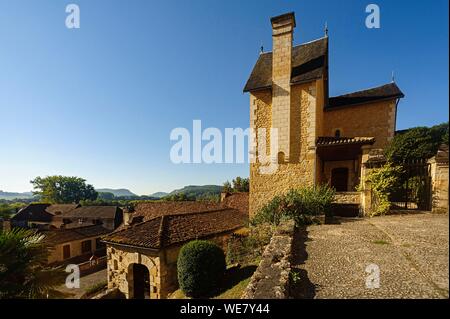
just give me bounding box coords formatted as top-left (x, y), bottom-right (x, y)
top-left (102, 194), bottom-right (248, 299)
top-left (244, 12), bottom-right (404, 216)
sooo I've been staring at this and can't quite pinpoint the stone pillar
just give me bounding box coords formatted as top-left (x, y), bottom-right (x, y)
top-left (360, 145), bottom-right (372, 216)
top-left (428, 153), bottom-right (449, 213)
top-left (270, 12), bottom-right (296, 162)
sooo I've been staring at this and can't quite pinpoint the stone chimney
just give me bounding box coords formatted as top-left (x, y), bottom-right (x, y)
top-left (123, 206), bottom-right (135, 226)
top-left (270, 12), bottom-right (296, 162)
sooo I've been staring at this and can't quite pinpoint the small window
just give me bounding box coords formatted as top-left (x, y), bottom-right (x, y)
top-left (335, 129), bottom-right (341, 138)
top-left (81, 240), bottom-right (92, 254)
top-left (63, 244), bottom-right (71, 259)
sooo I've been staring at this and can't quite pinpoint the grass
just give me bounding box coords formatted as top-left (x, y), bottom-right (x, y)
top-left (169, 263), bottom-right (257, 299)
top-left (81, 281), bottom-right (107, 299)
top-left (373, 240), bottom-right (390, 245)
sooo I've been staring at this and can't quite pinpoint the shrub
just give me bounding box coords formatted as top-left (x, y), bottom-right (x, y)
top-left (251, 185), bottom-right (335, 227)
top-left (226, 224), bottom-right (274, 265)
top-left (362, 163), bottom-right (403, 216)
top-left (177, 240), bottom-right (226, 298)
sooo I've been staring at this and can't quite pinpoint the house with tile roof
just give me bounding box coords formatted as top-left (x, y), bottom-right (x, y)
top-left (101, 193), bottom-right (248, 299)
top-left (245, 12), bottom-right (404, 216)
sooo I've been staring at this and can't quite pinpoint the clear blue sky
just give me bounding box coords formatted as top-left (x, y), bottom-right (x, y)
top-left (0, 0), bottom-right (448, 194)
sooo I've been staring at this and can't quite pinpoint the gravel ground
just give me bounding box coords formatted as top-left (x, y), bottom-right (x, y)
top-left (291, 212), bottom-right (449, 299)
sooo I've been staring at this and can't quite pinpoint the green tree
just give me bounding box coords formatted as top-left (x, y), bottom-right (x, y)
top-left (98, 192), bottom-right (115, 201)
top-left (30, 175), bottom-right (98, 204)
top-left (0, 228), bottom-right (65, 298)
top-left (232, 177), bottom-right (249, 192)
top-left (385, 122), bottom-right (449, 163)
top-left (222, 181), bottom-right (232, 193)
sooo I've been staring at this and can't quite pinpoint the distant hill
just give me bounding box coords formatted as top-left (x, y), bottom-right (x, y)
top-left (0, 191), bottom-right (34, 200)
top-left (149, 192), bottom-right (169, 198)
top-left (95, 188), bottom-right (137, 197)
top-left (168, 185), bottom-right (222, 198)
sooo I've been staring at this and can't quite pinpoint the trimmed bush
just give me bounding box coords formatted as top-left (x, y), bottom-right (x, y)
top-left (177, 240), bottom-right (226, 298)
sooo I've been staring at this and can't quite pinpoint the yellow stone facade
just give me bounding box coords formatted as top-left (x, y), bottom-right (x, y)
top-left (247, 12), bottom-right (401, 217)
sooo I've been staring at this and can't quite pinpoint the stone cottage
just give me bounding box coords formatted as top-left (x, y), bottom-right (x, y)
top-left (102, 194), bottom-right (248, 299)
top-left (244, 12), bottom-right (405, 216)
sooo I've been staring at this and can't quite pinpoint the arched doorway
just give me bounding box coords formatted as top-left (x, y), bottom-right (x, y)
top-left (331, 168), bottom-right (349, 191)
top-left (128, 263), bottom-right (150, 299)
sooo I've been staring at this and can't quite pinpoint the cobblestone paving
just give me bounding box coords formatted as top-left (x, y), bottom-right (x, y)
top-left (291, 213), bottom-right (449, 299)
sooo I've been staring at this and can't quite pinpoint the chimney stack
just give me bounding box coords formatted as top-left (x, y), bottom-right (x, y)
top-left (270, 12), bottom-right (296, 162)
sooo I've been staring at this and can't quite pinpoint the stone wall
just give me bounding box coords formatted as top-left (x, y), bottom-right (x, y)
top-left (429, 155), bottom-right (449, 213)
top-left (241, 220), bottom-right (295, 299)
top-left (249, 81), bottom-right (318, 217)
top-left (323, 100), bottom-right (397, 149)
top-left (333, 192), bottom-right (361, 204)
top-left (106, 232), bottom-right (237, 299)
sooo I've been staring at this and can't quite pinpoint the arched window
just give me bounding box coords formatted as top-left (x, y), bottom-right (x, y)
top-left (334, 129), bottom-right (341, 138)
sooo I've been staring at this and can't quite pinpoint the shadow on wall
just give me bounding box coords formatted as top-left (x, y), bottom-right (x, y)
top-left (289, 227), bottom-right (317, 299)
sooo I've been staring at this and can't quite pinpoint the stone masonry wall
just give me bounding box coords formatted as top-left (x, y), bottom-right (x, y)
top-left (241, 220), bottom-right (295, 299)
top-left (249, 82), bottom-right (317, 217)
top-left (429, 159), bottom-right (449, 214)
top-left (323, 99), bottom-right (397, 149)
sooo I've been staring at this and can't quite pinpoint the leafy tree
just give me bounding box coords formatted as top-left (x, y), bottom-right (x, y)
top-left (0, 228), bottom-right (65, 298)
top-left (222, 177), bottom-right (250, 193)
top-left (232, 177), bottom-right (249, 192)
top-left (222, 181), bottom-right (232, 193)
top-left (98, 192), bottom-right (115, 201)
top-left (30, 175), bottom-right (98, 204)
top-left (385, 122), bottom-right (449, 163)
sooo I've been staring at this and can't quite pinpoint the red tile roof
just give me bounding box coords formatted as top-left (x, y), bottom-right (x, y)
top-left (103, 208), bottom-right (246, 250)
top-left (41, 225), bottom-right (111, 246)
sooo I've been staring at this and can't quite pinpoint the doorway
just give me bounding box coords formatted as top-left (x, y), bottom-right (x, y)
top-left (130, 263), bottom-right (150, 299)
top-left (331, 168), bottom-right (349, 191)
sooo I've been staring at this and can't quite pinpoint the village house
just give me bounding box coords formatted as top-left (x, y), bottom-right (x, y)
top-left (10, 203), bottom-right (123, 230)
top-left (10, 203), bottom-right (123, 265)
top-left (102, 193), bottom-right (248, 299)
top-left (42, 224), bottom-right (110, 265)
top-left (244, 12), bottom-right (405, 216)
top-left (10, 203), bottom-right (80, 229)
top-left (51, 205), bottom-right (123, 231)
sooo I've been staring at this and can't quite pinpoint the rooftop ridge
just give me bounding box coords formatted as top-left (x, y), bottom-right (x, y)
top-left (256, 36), bottom-right (328, 56)
top-left (330, 82), bottom-right (402, 98)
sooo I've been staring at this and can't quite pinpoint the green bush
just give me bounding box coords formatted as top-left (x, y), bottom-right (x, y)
top-left (251, 185), bottom-right (335, 227)
top-left (177, 240), bottom-right (226, 298)
top-left (362, 163), bottom-right (403, 216)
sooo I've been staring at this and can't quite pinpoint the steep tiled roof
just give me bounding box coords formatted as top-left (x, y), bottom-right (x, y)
top-left (317, 136), bottom-right (375, 147)
top-left (41, 225), bottom-right (110, 246)
top-left (103, 209), bottom-right (246, 250)
top-left (12, 204), bottom-right (52, 222)
top-left (59, 206), bottom-right (120, 219)
top-left (130, 201), bottom-right (224, 223)
top-left (243, 37), bottom-right (328, 92)
top-left (327, 83), bottom-right (404, 109)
